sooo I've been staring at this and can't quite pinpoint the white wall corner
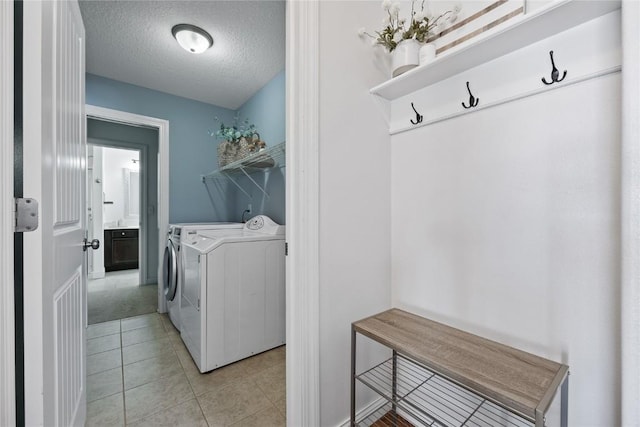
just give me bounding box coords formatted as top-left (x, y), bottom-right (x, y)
top-left (315, 1), bottom-right (393, 425)
top-left (285, 0), bottom-right (320, 426)
top-left (0, 1), bottom-right (15, 425)
top-left (621, 1), bottom-right (640, 425)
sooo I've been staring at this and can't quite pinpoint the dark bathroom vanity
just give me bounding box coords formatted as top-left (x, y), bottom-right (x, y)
top-left (104, 228), bottom-right (139, 272)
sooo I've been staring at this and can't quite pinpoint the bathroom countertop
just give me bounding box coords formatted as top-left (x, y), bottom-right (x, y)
top-left (104, 225), bottom-right (139, 230)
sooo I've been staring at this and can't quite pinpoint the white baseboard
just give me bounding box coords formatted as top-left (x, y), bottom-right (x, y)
top-left (88, 270), bottom-right (105, 280)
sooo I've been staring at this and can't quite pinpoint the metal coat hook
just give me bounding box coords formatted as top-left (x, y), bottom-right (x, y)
top-left (541, 50), bottom-right (567, 85)
top-left (410, 102), bottom-right (423, 125)
top-left (461, 81), bottom-right (479, 109)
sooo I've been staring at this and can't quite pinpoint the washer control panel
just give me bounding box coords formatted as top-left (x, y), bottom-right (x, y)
top-left (247, 216), bottom-right (265, 230)
top-left (244, 215), bottom-right (285, 235)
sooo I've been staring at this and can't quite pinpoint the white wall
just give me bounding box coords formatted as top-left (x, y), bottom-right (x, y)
top-left (621, 2), bottom-right (640, 424)
top-left (102, 146), bottom-right (139, 225)
top-left (391, 42), bottom-right (621, 427)
top-left (318, 2), bottom-right (392, 425)
top-left (88, 145), bottom-right (105, 278)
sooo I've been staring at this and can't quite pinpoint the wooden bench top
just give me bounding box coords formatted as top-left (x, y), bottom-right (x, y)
top-left (353, 308), bottom-right (568, 420)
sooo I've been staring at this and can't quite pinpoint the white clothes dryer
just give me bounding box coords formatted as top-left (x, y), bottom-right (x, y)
top-left (180, 215), bottom-right (286, 373)
top-left (162, 222), bottom-right (243, 331)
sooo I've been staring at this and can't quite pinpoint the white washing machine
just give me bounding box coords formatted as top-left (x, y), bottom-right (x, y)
top-left (162, 222), bottom-right (243, 331)
top-left (180, 215), bottom-right (286, 373)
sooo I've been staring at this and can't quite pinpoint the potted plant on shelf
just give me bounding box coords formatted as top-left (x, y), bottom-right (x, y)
top-left (358, 0), bottom-right (459, 77)
top-left (210, 116), bottom-right (266, 167)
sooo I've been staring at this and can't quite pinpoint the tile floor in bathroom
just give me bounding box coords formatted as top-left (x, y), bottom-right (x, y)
top-left (87, 270), bottom-right (158, 324)
top-left (88, 269), bottom-right (141, 292)
top-left (86, 312), bottom-right (285, 426)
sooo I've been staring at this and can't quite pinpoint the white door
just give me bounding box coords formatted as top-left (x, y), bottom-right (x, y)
top-left (23, 1), bottom-right (87, 425)
top-left (0, 1), bottom-right (15, 425)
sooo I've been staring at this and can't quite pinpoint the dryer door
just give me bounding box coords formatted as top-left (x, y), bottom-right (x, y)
top-left (163, 239), bottom-right (178, 301)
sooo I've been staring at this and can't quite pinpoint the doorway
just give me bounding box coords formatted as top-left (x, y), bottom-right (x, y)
top-left (87, 144), bottom-right (157, 323)
top-left (86, 116), bottom-right (160, 324)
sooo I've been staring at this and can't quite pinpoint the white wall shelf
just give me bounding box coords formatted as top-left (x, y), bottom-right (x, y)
top-left (201, 141), bottom-right (285, 199)
top-left (370, 0), bottom-right (621, 102)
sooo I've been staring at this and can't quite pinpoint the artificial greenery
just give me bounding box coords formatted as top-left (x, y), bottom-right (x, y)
top-left (359, 0), bottom-right (458, 52)
top-left (210, 116), bottom-right (258, 143)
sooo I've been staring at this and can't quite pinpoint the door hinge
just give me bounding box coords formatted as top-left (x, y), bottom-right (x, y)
top-left (14, 198), bottom-right (39, 232)
top-left (285, 242), bottom-right (288, 256)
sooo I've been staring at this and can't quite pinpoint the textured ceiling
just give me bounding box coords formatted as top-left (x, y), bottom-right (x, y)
top-left (79, 1), bottom-right (285, 110)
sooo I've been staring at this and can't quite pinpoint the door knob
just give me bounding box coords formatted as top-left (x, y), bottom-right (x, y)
top-left (83, 238), bottom-right (100, 251)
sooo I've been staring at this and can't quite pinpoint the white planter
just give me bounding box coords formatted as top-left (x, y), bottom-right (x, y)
top-left (419, 43), bottom-right (437, 65)
top-left (392, 39), bottom-right (420, 77)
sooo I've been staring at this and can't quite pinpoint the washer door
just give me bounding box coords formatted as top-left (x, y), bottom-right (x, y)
top-left (163, 239), bottom-right (178, 301)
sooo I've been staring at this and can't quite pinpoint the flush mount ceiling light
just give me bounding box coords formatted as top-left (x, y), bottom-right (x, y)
top-left (171, 24), bottom-right (213, 54)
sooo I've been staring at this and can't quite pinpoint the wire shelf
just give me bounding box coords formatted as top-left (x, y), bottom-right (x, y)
top-left (356, 354), bottom-right (534, 427)
top-left (202, 141), bottom-right (285, 179)
top-left (201, 141), bottom-right (285, 199)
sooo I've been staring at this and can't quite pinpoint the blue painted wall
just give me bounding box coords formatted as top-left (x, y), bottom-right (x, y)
top-left (237, 70), bottom-right (285, 146)
top-left (86, 74), bottom-right (238, 223)
top-left (86, 71), bottom-right (286, 224)
top-left (233, 70), bottom-right (286, 224)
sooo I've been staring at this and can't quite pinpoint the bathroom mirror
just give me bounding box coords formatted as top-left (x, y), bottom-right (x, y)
top-left (123, 168), bottom-right (140, 219)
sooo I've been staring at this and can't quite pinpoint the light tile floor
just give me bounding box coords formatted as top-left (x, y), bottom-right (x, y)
top-left (85, 312), bottom-right (286, 426)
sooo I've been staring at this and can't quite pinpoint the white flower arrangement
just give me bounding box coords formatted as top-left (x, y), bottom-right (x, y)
top-left (359, 0), bottom-right (460, 53)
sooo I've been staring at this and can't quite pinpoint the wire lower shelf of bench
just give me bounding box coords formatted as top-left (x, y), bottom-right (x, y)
top-left (355, 354), bottom-right (533, 427)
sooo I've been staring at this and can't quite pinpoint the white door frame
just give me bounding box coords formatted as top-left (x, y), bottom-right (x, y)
top-left (87, 144), bottom-right (105, 280)
top-left (286, 1), bottom-right (320, 425)
top-left (85, 105), bottom-right (170, 312)
top-left (0, 1), bottom-right (15, 425)
top-left (621, 1), bottom-right (640, 424)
